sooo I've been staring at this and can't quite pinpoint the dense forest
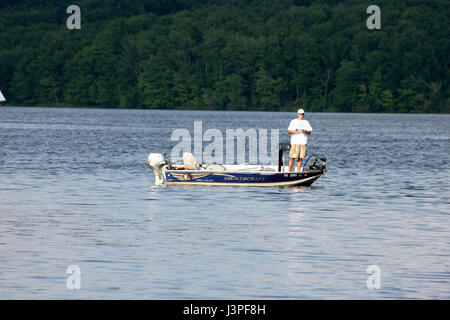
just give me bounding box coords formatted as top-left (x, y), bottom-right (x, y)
top-left (0, 0), bottom-right (448, 112)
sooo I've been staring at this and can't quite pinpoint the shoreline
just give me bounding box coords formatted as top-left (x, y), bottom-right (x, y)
top-left (1, 104), bottom-right (448, 115)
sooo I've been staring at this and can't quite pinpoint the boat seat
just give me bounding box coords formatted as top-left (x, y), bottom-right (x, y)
top-left (205, 164), bottom-right (226, 171)
top-left (182, 152), bottom-right (197, 169)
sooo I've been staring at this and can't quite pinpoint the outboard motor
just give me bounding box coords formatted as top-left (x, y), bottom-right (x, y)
top-left (147, 153), bottom-right (167, 185)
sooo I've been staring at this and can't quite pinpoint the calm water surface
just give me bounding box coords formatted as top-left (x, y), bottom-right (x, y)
top-left (0, 107), bottom-right (449, 299)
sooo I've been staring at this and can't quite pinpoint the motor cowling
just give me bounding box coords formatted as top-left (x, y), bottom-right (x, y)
top-left (147, 153), bottom-right (166, 185)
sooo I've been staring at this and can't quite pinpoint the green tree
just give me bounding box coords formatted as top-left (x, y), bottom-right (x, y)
top-left (0, 0), bottom-right (448, 112)
top-left (138, 57), bottom-right (174, 108)
top-left (253, 68), bottom-right (282, 110)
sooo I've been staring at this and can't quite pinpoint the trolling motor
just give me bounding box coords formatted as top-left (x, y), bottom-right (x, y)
top-left (306, 156), bottom-right (327, 171)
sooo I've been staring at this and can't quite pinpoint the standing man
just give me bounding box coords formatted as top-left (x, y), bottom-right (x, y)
top-left (287, 108), bottom-right (312, 172)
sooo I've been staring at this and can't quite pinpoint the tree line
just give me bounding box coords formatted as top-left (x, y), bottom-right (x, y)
top-left (0, 0), bottom-right (448, 113)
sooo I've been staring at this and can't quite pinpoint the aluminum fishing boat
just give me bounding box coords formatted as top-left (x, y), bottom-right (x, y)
top-left (147, 143), bottom-right (326, 187)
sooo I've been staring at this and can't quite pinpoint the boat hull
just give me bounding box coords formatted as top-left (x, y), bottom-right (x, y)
top-left (164, 169), bottom-right (324, 187)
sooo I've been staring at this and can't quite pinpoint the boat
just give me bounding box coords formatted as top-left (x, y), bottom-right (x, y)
top-left (0, 89), bottom-right (5, 103)
top-left (147, 143), bottom-right (326, 187)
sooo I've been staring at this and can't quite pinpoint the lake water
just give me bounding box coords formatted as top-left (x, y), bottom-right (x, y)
top-left (0, 107), bottom-right (449, 299)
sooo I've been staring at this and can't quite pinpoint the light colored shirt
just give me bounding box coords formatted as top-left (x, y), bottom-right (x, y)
top-left (288, 119), bottom-right (312, 145)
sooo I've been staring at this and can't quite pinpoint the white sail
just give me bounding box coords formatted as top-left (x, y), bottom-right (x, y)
top-left (0, 90), bottom-right (5, 102)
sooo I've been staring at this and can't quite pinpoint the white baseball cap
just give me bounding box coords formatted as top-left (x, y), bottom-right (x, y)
top-left (297, 108), bottom-right (305, 114)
